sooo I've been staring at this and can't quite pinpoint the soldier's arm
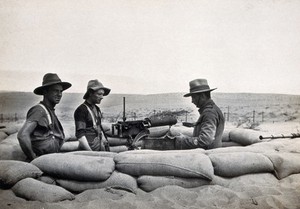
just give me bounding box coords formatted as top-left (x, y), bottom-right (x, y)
top-left (17, 121), bottom-right (37, 161)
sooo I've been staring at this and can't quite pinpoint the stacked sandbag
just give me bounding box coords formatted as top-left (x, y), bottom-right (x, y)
top-left (0, 160), bottom-right (43, 186)
top-left (0, 131), bottom-right (8, 142)
top-left (0, 133), bottom-right (27, 161)
top-left (12, 178), bottom-right (75, 202)
top-left (114, 149), bottom-right (214, 192)
top-left (109, 145), bottom-right (128, 153)
top-left (169, 125), bottom-right (193, 137)
top-left (137, 175), bottom-right (211, 192)
top-left (30, 152), bottom-right (138, 195)
top-left (220, 129), bottom-right (245, 147)
top-left (31, 153), bottom-right (115, 181)
top-left (208, 152), bottom-right (274, 177)
top-left (221, 129), bottom-right (231, 142)
top-left (107, 137), bottom-right (128, 146)
top-left (148, 126), bottom-right (171, 137)
top-left (56, 171), bottom-right (138, 194)
top-left (264, 152), bottom-right (300, 179)
top-left (66, 150), bottom-right (117, 158)
top-left (0, 124), bottom-right (20, 135)
top-left (60, 141), bottom-right (80, 152)
top-left (229, 128), bottom-right (264, 146)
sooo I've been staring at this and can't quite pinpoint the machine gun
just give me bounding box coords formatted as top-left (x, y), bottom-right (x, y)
top-left (110, 97), bottom-right (177, 149)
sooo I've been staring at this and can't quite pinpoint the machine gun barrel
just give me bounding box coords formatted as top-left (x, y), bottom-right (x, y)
top-left (259, 133), bottom-right (300, 140)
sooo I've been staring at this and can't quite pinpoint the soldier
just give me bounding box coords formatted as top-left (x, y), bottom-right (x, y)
top-left (74, 79), bottom-right (110, 151)
top-left (175, 79), bottom-right (225, 149)
top-left (18, 73), bottom-right (72, 160)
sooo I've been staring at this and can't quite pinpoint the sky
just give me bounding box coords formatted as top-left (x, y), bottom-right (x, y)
top-left (0, 0), bottom-right (300, 95)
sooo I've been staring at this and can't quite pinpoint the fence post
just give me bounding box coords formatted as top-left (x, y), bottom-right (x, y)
top-left (0, 114), bottom-right (3, 123)
top-left (185, 111), bottom-right (188, 122)
top-left (262, 111), bottom-right (264, 122)
top-left (253, 110), bottom-right (255, 123)
top-left (227, 106), bottom-right (230, 121)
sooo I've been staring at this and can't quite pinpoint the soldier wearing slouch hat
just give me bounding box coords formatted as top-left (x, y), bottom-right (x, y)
top-left (18, 73), bottom-right (72, 161)
top-left (175, 79), bottom-right (225, 149)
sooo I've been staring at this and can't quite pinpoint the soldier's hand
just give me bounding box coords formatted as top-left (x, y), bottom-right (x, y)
top-left (175, 133), bottom-right (188, 149)
top-left (175, 133), bottom-right (187, 142)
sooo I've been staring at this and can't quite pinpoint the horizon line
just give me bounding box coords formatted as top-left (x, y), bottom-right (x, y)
top-left (0, 90), bottom-right (300, 97)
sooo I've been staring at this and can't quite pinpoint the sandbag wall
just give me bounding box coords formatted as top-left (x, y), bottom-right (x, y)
top-left (1, 124), bottom-right (300, 203)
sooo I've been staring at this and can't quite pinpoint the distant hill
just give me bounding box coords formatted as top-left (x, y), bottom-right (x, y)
top-left (0, 91), bottom-right (300, 124)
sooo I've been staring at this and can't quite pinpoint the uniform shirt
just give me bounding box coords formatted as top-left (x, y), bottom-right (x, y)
top-left (74, 102), bottom-right (103, 151)
top-left (26, 102), bottom-right (65, 156)
top-left (179, 99), bottom-right (225, 149)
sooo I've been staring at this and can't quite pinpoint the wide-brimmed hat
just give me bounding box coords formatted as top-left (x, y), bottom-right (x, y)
top-left (83, 79), bottom-right (111, 99)
top-left (184, 79), bottom-right (217, 97)
top-left (34, 73), bottom-right (72, 95)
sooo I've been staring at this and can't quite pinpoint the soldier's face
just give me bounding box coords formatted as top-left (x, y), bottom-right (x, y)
top-left (191, 93), bottom-right (204, 108)
top-left (91, 89), bottom-right (105, 104)
top-left (45, 84), bottom-right (63, 105)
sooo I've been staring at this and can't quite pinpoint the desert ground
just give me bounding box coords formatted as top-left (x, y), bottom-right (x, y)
top-left (1, 91), bottom-right (300, 209)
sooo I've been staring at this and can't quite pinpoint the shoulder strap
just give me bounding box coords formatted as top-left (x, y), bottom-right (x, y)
top-left (38, 103), bottom-right (52, 125)
top-left (83, 103), bottom-right (97, 129)
top-left (83, 103), bottom-right (110, 151)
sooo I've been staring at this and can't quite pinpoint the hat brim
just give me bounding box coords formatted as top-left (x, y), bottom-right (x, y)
top-left (184, 88), bottom-right (217, 97)
top-left (83, 87), bottom-right (111, 99)
top-left (34, 82), bottom-right (72, 95)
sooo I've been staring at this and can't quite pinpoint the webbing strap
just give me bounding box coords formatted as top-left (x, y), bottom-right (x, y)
top-left (83, 103), bottom-right (97, 129)
top-left (38, 103), bottom-right (52, 125)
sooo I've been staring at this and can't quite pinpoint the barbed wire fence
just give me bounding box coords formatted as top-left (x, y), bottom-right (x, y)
top-left (1, 103), bottom-right (299, 126)
top-left (0, 113), bottom-right (19, 124)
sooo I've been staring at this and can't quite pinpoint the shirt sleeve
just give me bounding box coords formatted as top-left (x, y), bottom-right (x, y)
top-left (74, 105), bottom-right (88, 139)
top-left (26, 105), bottom-right (48, 128)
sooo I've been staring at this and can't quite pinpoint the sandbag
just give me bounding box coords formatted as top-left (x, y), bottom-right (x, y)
top-left (0, 125), bottom-right (19, 135)
top-left (109, 145), bottom-right (128, 153)
top-left (107, 137), bottom-right (128, 146)
top-left (208, 152), bottom-right (274, 178)
top-left (31, 153), bottom-right (115, 181)
top-left (148, 126), bottom-right (170, 137)
top-left (62, 123), bottom-right (76, 141)
top-left (1, 133), bottom-right (19, 145)
top-left (264, 153), bottom-right (300, 179)
top-left (0, 160), bottom-right (43, 185)
top-left (141, 136), bottom-right (175, 150)
top-left (114, 150), bottom-right (214, 180)
top-left (101, 122), bottom-right (112, 133)
top-left (0, 143), bottom-right (27, 161)
top-left (229, 128), bottom-right (264, 146)
top-left (137, 175), bottom-right (211, 192)
top-left (57, 171), bottom-right (138, 194)
top-left (60, 141), bottom-right (79, 152)
top-left (221, 129), bottom-right (231, 142)
top-left (221, 141), bottom-right (242, 147)
top-left (66, 150), bottom-right (117, 158)
top-left (0, 133), bottom-right (29, 161)
top-left (169, 126), bottom-right (193, 137)
top-left (0, 131), bottom-right (8, 142)
top-left (37, 175), bottom-right (56, 185)
top-left (101, 122), bottom-right (113, 136)
top-left (120, 148), bottom-right (205, 155)
top-left (205, 140), bottom-right (286, 155)
top-left (12, 178), bottom-right (75, 202)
